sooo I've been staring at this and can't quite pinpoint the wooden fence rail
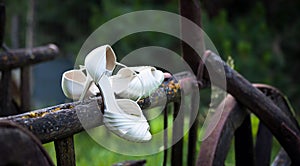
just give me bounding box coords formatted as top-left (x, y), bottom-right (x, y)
top-left (0, 44), bottom-right (59, 71)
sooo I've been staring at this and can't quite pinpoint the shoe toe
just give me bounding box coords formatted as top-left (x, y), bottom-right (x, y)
top-left (143, 131), bottom-right (152, 142)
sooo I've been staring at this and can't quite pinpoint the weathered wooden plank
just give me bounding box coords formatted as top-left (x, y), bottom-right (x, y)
top-left (202, 51), bottom-right (300, 164)
top-left (234, 114), bottom-right (255, 166)
top-left (0, 44), bottom-right (59, 70)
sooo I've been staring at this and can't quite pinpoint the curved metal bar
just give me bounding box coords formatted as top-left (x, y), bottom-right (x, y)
top-left (203, 52), bottom-right (300, 164)
top-left (197, 95), bottom-right (246, 165)
top-left (197, 84), bottom-right (296, 165)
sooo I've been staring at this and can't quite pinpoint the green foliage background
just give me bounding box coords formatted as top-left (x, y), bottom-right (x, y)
top-left (5, 0), bottom-right (300, 113)
top-left (3, 0), bottom-right (300, 165)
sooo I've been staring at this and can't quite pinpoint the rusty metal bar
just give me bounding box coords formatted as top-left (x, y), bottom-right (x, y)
top-left (171, 102), bottom-right (183, 166)
top-left (20, 67), bottom-right (31, 112)
top-left (179, 0), bottom-right (204, 73)
top-left (0, 76), bottom-right (182, 143)
top-left (255, 122), bottom-right (272, 166)
top-left (197, 95), bottom-right (246, 166)
top-left (179, 1), bottom-right (207, 165)
top-left (0, 4), bottom-right (15, 116)
top-left (187, 90), bottom-right (199, 166)
top-left (203, 51), bottom-right (300, 164)
top-left (234, 114), bottom-right (255, 166)
top-left (197, 84), bottom-right (299, 165)
top-left (163, 105), bottom-right (168, 166)
top-left (54, 136), bottom-right (76, 166)
top-left (0, 70), bottom-right (13, 116)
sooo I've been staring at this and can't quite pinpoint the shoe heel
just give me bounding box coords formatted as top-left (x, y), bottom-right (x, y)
top-left (79, 75), bottom-right (93, 101)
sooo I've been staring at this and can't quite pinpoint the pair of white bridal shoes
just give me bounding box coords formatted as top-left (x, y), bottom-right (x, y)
top-left (61, 45), bottom-right (164, 142)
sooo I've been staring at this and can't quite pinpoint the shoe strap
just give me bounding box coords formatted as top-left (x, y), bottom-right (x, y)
top-left (115, 62), bottom-right (145, 102)
top-left (79, 65), bottom-right (113, 77)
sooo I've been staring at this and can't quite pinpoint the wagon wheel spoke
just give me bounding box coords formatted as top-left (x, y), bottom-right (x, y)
top-left (197, 95), bottom-right (247, 166)
top-left (255, 122), bottom-right (273, 165)
top-left (234, 114), bottom-right (255, 166)
top-left (197, 84), bottom-right (298, 165)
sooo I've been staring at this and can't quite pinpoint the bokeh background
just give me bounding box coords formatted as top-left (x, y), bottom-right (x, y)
top-left (3, 0), bottom-right (300, 165)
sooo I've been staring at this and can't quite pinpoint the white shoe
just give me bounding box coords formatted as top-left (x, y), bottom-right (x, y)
top-left (76, 45), bottom-right (164, 100)
top-left (79, 45), bottom-right (152, 142)
top-left (110, 66), bottom-right (164, 100)
top-left (62, 65), bottom-right (164, 100)
top-left (61, 69), bottom-right (99, 100)
top-left (61, 68), bottom-right (152, 142)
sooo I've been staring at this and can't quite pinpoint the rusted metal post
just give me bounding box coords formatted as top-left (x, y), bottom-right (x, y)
top-left (179, 0), bottom-right (204, 73)
top-left (179, 1), bottom-right (204, 165)
top-left (0, 3), bottom-right (15, 116)
top-left (255, 122), bottom-right (272, 165)
top-left (21, 0), bottom-right (35, 113)
top-left (203, 51), bottom-right (300, 164)
top-left (0, 70), bottom-right (13, 116)
top-left (197, 84), bottom-right (299, 165)
top-left (234, 114), bottom-right (255, 166)
top-left (163, 106), bottom-right (169, 166)
top-left (197, 95), bottom-right (247, 166)
top-left (171, 102), bottom-right (183, 166)
top-left (54, 136), bottom-right (76, 166)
